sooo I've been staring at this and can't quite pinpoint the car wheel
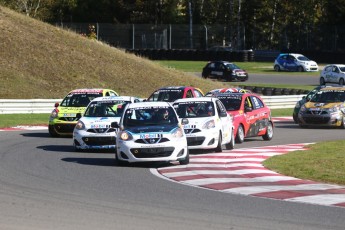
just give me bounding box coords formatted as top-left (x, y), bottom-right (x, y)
top-left (262, 121), bottom-right (273, 141)
top-left (339, 78), bottom-right (344, 86)
top-left (225, 130), bottom-right (235, 150)
top-left (215, 132), bottom-right (223, 152)
top-left (297, 66), bottom-right (304, 72)
top-left (274, 65), bottom-right (280, 72)
top-left (340, 117), bottom-right (345, 129)
top-left (48, 125), bottom-right (59, 137)
top-left (320, 77), bottom-right (326, 85)
top-left (179, 149), bottom-right (190, 165)
top-left (235, 125), bottom-right (245, 143)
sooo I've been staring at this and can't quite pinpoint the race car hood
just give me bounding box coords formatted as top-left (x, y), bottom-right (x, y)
top-left (80, 117), bottom-right (121, 128)
top-left (304, 102), bottom-right (343, 109)
top-left (181, 117), bottom-right (214, 128)
top-left (126, 124), bottom-right (178, 134)
top-left (57, 106), bottom-right (86, 115)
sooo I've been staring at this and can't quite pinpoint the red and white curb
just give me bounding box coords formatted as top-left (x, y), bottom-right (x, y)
top-left (152, 143), bottom-right (345, 208)
top-left (0, 125), bottom-right (47, 131)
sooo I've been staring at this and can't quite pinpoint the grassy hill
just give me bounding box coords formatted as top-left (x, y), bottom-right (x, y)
top-left (0, 5), bottom-right (231, 99)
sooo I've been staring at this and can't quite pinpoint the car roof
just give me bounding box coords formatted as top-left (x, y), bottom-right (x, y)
top-left (90, 96), bottom-right (137, 102)
top-left (174, 97), bottom-right (215, 103)
top-left (325, 64), bottom-right (345, 68)
top-left (156, 86), bottom-right (191, 90)
top-left (279, 53), bottom-right (304, 57)
top-left (69, 88), bottom-right (114, 93)
top-left (127, 101), bottom-right (172, 108)
top-left (206, 88), bottom-right (250, 95)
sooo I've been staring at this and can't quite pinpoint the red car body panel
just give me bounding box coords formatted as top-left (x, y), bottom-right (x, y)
top-left (212, 92), bottom-right (273, 141)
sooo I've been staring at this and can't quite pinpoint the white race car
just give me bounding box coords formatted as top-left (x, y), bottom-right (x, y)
top-left (173, 97), bottom-right (235, 152)
top-left (112, 101), bottom-right (189, 165)
top-left (320, 64), bottom-right (345, 86)
top-left (73, 96), bottom-right (140, 151)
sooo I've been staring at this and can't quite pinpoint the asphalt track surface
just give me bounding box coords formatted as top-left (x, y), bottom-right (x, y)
top-left (1, 119), bottom-right (345, 230)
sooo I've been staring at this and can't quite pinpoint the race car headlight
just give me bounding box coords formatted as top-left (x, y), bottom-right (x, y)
top-left (50, 109), bottom-right (58, 118)
top-left (75, 121), bottom-right (85, 130)
top-left (202, 120), bottom-right (216, 129)
top-left (171, 127), bottom-right (184, 138)
top-left (299, 105), bottom-right (307, 113)
top-left (327, 106), bottom-right (340, 113)
top-left (119, 131), bottom-right (133, 141)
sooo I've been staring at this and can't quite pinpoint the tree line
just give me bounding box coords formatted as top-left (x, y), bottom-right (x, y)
top-left (1, 0), bottom-right (345, 51)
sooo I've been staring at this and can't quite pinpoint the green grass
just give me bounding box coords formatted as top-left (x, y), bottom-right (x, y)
top-left (263, 141), bottom-right (345, 185)
top-left (155, 60), bottom-right (321, 76)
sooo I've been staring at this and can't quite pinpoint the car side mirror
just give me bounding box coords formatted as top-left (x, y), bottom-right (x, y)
top-left (111, 122), bottom-right (120, 128)
top-left (76, 113), bottom-right (82, 120)
top-left (219, 111), bottom-right (228, 117)
top-left (181, 118), bottom-right (189, 125)
top-left (244, 106), bottom-right (253, 112)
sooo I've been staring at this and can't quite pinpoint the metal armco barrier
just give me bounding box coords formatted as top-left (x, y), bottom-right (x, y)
top-left (0, 95), bottom-right (305, 114)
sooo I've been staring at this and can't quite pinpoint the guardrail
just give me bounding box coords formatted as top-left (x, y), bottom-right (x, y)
top-left (0, 95), bottom-right (305, 114)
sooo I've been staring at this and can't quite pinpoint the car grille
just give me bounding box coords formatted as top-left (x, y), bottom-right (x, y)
top-left (82, 136), bottom-right (116, 145)
top-left (130, 147), bottom-right (174, 158)
top-left (302, 116), bottom-right (330, 124)
top-left (306, 110), bottom-right (328, 115)
top-left (59, 117), bottom-right (79, 122)
top-left (135, 138), bottom-right (169, 144)
top-left (53, 124), bottom-right (75, 133)
top-left (184, 128), bottom-right (201, 134)
top-left (187, 136), bottom-right (205, 146)
top-left (87, 128), bottom-right (117, 133)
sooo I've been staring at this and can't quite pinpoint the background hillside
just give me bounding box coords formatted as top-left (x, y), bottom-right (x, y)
top-left (0, 6), bottom-right (228, 99)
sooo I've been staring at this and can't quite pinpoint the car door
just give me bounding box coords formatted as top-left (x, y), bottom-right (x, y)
top-left (246, 95), bottom-right (270, 137)
top-left (215, 99), bottom-right (232, 142)
top-left (286, 55), bottom-right (297, 71)
top-left (323, 65), bottom-right (333, 83)
top-left (332, 65), bottom-right (340, 83)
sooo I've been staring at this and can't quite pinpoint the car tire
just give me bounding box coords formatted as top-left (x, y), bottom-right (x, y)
top-left (320, 77), bottom-right (326, 85)
top-left (339, 78), bottom-right (344, 86)
top-left (274, 65), bottom-right (280, 72)
top-left (48, 125), bottom-right (59, 137)
top-left (225, 130), bottom-right (235, 150)
top-left (262, 121), bottom-right (274, 141)
top-left (297, 66), bottom-right (304, 72)
top-left (215, 132), bottom-right (223, 152)
top-left (340, 117), bottom-right (345, 129)
top-left (179, 149), bottom-right (190, 165)
top-left (235, 125), bottom-right (245, 143)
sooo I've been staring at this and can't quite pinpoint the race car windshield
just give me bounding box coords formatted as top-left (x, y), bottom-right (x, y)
top-left (225, 63), bottom-right (240, 70)
top-left (148, 90), bottom-right (184, 102)
top-left (60, 93), bottom-right (102, 107)
top-left (123, 107), bottom-right (178, 127)
top-left (84, 102), bottom-right (128, 117)
top-left (297, 56), bottom-right (310, 61)
top-left (174, 102), bottom-right (214, 118)
top-left (310, 91), bottom-right (345, 103)
top-left (218, 97), bottom-right (242, 111)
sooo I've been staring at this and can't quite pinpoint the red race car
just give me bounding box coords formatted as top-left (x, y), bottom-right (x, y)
top-left (208, 91), bottom-right (274, 143)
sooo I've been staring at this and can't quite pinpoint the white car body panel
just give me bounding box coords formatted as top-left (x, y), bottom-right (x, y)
top-left (173, 97), bottom-right (234, 150)
top-left (73, 96), bottom-right (139, 150)
top-left (115, 102), bottom-right (188, 163)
